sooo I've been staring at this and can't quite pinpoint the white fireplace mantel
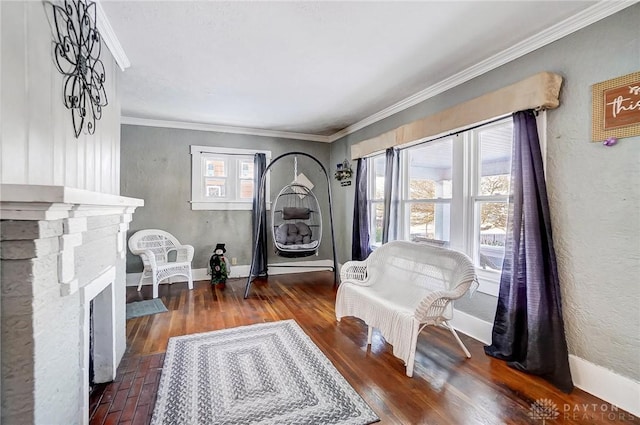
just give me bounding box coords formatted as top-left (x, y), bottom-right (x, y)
top-left (1, 184), bottom-right (144, 296)
top-left (0, 184), bottom-right (144, 221)
top-left (1, 184), bottom-right (144, 424)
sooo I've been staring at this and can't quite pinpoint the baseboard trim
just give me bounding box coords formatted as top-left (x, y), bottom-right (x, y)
top-left (126, 259), bottom-right (336, 286)
top-left (568, 355), bottom-right (640, 417)
top-left (450, 309), bottom-right (493, 345)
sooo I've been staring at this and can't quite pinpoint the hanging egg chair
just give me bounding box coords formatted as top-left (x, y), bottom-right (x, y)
top-left (245, 151), bottom-right (338, 299)
top-left (272, 182), bottom-right (322, 258)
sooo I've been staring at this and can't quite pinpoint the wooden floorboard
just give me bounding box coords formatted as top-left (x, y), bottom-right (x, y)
top-left (89, 271), bottom-right (639, 425)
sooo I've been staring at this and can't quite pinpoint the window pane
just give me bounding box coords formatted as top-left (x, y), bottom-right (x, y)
top-left (408, 202), bottom-right (450, 242)
top-left (479, 123), bottom-right (512, 196)
top-left (204, 178), bottom-right (226, 198)
top-left (205, 159), bottom-right (226, 177)
top-left (371, 202), bottom-right (384, 245)
top-left (372, 155), bottom-right (386, 200)
top-left (408, 138), bottom-right (453, 199)
top-left (239, 179), bottom-right (253, 199)
top-left (239, 160), bottom-right (254, 179)
top-left (477, 202), bottom-right (508, 271)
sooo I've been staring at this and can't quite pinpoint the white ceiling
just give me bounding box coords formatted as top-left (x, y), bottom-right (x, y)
top-left (101, 0), bottom-right (605, 140)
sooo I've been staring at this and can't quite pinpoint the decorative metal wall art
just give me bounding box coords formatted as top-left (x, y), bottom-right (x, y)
top-left (49, 0), bottom-right (108, 138)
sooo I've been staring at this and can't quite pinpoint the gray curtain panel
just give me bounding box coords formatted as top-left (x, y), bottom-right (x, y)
top-left (382, 147), bottom-right (400, 244)
top-left (352, 158), bottom-right (371, 261)
top-left (484, 110), bottom-right (573, 393)
top-left (251, 153), bottom-right (268, 276)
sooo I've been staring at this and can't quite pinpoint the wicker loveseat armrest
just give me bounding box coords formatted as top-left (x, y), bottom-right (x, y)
top-left (168, 244), bottom-right (195, 263)
top-left (340, 260), bottom-right (368, 283)
top-left (414, 282), bottom-right (472, 324)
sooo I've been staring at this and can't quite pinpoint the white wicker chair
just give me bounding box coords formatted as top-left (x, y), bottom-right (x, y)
top-left (128, 229), bottom-right (194, 299)
top-left (335, 240), bottom-right (477, 377)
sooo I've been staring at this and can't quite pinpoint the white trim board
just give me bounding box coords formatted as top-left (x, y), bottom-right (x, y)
top-left (125, 259), bottom-right (335, 286)
top-left (95, 0), bottom-right (130, 71)
top-left (568, 355), bottom-right (640, 418)
top-left (121, 117), bottom-right (331, 143)
top-left (450, 309), bottom-right (493, 345)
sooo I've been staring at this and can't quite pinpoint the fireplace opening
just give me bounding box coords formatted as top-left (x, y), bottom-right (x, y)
top-left (81, 267), bottom-right (117, 422)
top-left (89, 300), bottom-right (96, 395)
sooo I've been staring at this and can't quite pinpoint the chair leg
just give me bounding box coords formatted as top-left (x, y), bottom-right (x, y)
top-left (367, 326), bottom-right (373, 345)
top-left (187, 268), bottom-right (193, 291)
top-left (152, 273), bottom-right (159, 299)
top-left (444, 321), bottom-right (471, 358)
top-left (406, 322), bottom-right (420, 378)
top-left (137, 270), bottom-right (147, 292)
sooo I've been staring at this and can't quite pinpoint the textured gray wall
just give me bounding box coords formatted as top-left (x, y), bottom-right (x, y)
top-left (330, 5), bottom-right (640, 380)
top-left (121, 125), bottom-right (333, 272)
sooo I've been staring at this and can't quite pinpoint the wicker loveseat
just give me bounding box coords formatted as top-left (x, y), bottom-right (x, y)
top-left (335, 240), bottom-right (477, 377)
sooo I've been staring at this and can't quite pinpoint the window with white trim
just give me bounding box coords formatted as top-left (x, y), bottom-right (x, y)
top-left (402, 137), bottom-right (453, 245)
top-left (190, 146), bottom-right (271, 211)
top-left (468, 122), bottom-right (512, 278)
top-left (367, 154), bottom-right (386, 247)
top-left (366, 117), bottom-right (515, 295)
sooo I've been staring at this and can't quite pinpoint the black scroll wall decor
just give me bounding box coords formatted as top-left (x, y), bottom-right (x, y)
top-left (49, 0), bottom-right (108, 138)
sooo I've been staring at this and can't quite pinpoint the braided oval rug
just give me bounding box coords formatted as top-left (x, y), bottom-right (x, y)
top-left (151, 320), bottom-right (379, 425)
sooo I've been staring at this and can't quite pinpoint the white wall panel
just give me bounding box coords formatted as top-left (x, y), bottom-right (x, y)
top-left (1, 3), bottom-right (28, 185)
top-left (52, 63), bottom-right (66, 187)
top-left (1, 1), bottom-right (121, 195)
top-left (26, 2), bottom-right (54, 186)
top-left (84, 134), bottom-right (96, 191)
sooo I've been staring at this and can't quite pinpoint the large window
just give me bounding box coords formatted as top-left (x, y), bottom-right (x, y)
top-left (190, 146), bottom-right (271, 210)
top-left (367, 118), bottom-right (514, 295)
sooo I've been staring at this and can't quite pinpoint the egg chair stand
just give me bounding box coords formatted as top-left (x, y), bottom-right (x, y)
top-left (244, 152), bottom-right (338, 299)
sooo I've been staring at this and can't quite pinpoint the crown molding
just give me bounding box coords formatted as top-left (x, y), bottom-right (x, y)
top-left (95, 0), bottom-right (130, 71)
top-left (328, 0), bottom-right (638, 143)
top-left (121, 117), bottom-right (332, 143)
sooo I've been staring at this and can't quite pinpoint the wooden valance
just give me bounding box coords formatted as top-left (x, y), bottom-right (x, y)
top-left (351, 72), bottom-right (563, 159)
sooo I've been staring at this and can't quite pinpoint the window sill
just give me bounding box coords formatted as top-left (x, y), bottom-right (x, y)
top-left (191, 201), bottom-right (271, 211)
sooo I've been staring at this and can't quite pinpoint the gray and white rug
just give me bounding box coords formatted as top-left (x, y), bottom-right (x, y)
top-left (126, 298), bottom-right (168, 320)
top-left (151, 320), bottom-right (379, 425)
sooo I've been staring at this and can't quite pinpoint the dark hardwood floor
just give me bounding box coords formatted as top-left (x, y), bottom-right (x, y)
top-left (90, 272), bottom-right (639, 425)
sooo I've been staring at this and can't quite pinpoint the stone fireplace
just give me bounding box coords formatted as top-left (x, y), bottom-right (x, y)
top-left (0, 184), bottom-right (143, 425)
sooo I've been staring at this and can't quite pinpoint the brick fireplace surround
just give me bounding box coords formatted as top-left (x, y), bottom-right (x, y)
top-left (0, 184), bottom-right (143, 425)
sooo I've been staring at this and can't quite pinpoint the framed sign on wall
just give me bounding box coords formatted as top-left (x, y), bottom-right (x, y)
top-left (591, 71), bottom-right (640, 142)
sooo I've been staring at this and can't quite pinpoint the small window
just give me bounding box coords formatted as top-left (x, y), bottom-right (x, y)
top-left (190, 146), bottom-right (271, 211)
